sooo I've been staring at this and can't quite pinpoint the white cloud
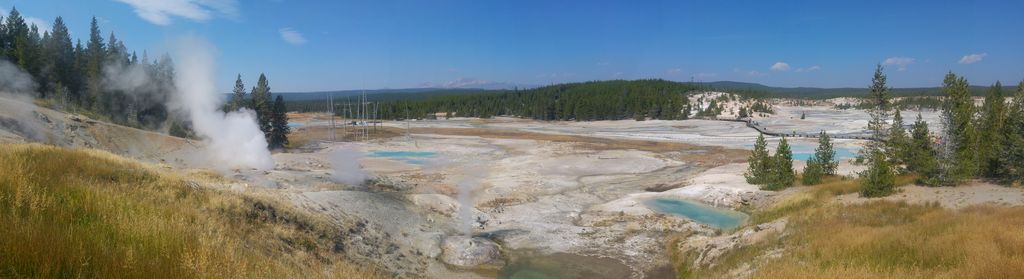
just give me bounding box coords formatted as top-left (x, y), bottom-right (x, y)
top-left (748, 70), bottom-right (767, 77)
top-left (958, 53), bottom-right (987, 64)
top-left (770, 62), bottom-right (790, 71)
top-left (694, 72), bottom-right (717, 80)
top-left (666, 68), bottom-right (682, 75)
top-left (279, 28), bottom-right (307, 45)
top-left (113, 0), bottom-right (239, 25)
top-left (883, 57), bottom-right (915, 71)
top-left (795, 65), bottom-right (821, 72)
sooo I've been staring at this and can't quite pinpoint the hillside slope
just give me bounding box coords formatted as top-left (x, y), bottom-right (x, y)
top-left (0, 143), bottom-right (385, 278)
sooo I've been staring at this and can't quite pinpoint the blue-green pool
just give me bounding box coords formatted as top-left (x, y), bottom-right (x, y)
top-left (367, 151), bottom-right (437, 165)
top-left (645, 198), bottom-right (748, 230)
top-left (792, 147), bottom-right (857, 161)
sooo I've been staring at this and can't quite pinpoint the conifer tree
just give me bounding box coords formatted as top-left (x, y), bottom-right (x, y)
top-left (997, 81), bottom-right (1024, 184)
top-left (269, 95), bottom-right (290, 149)
top-left (85, 17), bottom-right (104, 110)
top-left (815, 130), bottom-right (837, 175)
top-left (250, 73), bottom-right (273, 140)
top-left (887, 109), bottom-right (909, 170)
top-left (861, 150), bottom-right (896, 197)
top-left (977, 81), bottom-right (1007, 178)
top-left (908, 113), bottom-right (938, 180)
top-left (745, 133), bottom-right (771, 184)
top-left (228, 74), bottom-right (246, 112)
top-left (802, 156), bottom-right (824, 185)
top-left (936, 72), bottom-right (978, 184)
top-left (765, 137), bottom-right (795, 190)
top-left (863, 64), bottom-right (891, 158)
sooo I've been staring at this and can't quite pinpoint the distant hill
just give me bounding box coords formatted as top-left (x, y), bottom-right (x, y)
top-left (270, 88), bottom-right (493, 102)
top-left (702, 81), bottom-right (993, 98)
top-left (273, 79), bottom-right (1003, 103)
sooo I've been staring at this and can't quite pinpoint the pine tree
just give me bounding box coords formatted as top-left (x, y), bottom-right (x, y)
top-left (936, 72), bottom-right (978, 184)
top-left (228, 74), bottom-right (246, 112)
top-left (977, 81), bottom-right (1007, 179)
top-left (861, 150), bottom-right (896, 197)
top-left (815, 130), bottom-right (838, 175)
top-left (887, 109), bottom-right (909, 171)
top-left (997, 81), bottom-right (1024, 184)
top-left (85, 17), bottom-right (105, 111)
top-left (250, 73), bottom-right (273, 141)
top-left (864, 64), bottom-right (891, 157)
top-left (765, 137), bottom-right (795, 190)
top-left (745, 133), bottom-right (771, 184)
top-left (908, 113), bottom-right (939, 181)
top-left (46, 17), bottom-right (74, 96)
top-left (802, 156), bottom-right (824, 185)
top-left (269, 95), bottom-right (290, 149)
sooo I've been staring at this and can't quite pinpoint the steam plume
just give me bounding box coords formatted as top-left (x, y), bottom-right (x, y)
top-left (330, 149), bottom-right (370, 185)
top-left (171, 36), bottom-right (274, 170)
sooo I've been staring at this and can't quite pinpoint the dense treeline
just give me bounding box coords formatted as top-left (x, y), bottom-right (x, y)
top-left (0, 7), bottom-right (176, 130)
top-left (370, 79), bottom-right (701, 121)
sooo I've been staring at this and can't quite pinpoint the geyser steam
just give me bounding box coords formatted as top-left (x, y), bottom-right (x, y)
top-left (330, 149), bottom-right (370, 185)
top-left (172, 36), bottom-right (274, 170)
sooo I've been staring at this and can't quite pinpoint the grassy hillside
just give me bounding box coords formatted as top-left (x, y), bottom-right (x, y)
top-left (672, 176), bottom-right (1024, 278)
top-left (0, 144), bottom-right (384, 278)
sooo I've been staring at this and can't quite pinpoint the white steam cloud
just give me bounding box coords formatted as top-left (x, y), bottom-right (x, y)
top-left (330, 149), bottom-right (370, 185)
top-left (171, 36), bottom-right (274, 170)
top-left (0, 60), bottom-right (46, 142)
top-left (0, 60), bottom-right (38, 94)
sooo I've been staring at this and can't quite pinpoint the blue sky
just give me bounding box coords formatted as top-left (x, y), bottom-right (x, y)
top-left (2, 0), bottom-right (1023, 92)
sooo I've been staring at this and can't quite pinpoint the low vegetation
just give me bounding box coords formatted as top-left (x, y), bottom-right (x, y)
top-left (677, 175), bottom-right (1024, 278)
top-left (0, 144), bottom-right (383, 278)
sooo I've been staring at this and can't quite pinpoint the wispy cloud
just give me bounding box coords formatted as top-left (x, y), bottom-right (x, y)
top-left (883, 57), bottom-right (915, 71)
top-left (795, 65), bottom-right (821, 73)
top-left (958, 53), bottom-right (987, 64)
top-left (113, 0), bottom-right (239, 25)
top-left (666, 68), bottom-right (682, 75)
top-left (694, 72), bottom-right (717, 80)
top-left (279, 28), bottom-right (307, 45)
top-left (770, 62), bottom-right (790, 71)
top-left (748, 70), bottom-right (767, 77)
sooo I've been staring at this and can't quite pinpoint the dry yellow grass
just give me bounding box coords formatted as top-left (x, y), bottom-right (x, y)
top-left (0, 144), bottom-right (386, 278)
top-left (677, 175), bottom-right (1024, 279)
top-left (752, 202), bottom-right (1024, 279)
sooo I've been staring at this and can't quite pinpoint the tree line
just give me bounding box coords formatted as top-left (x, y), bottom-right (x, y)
top-left (1, 6), bottom-right (289, 150)
top-left (371, 80), bottom-right (702, 121)
top-left (1, 7), bottom-right (176, 130)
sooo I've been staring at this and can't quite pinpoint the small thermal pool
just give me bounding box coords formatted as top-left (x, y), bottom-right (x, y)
top-left (287, 122), bottom-right (304, 128)
top-left (645, 198), bottom-right (748, 230)
top-left (792, 147), bottom-right (857, 161)
top-left (367, 151), bottom-right (437, 165)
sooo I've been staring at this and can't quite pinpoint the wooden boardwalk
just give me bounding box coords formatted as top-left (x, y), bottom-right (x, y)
top-left (693, 116), bottom-right (882, 142)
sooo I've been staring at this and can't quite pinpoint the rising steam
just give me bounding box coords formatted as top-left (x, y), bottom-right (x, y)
top-left (171, 36), bottom-right (274, 171)
top-left (330, 149), bottom-right (370, 185)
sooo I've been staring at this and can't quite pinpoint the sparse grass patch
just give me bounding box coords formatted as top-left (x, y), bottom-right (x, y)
top-left (750, 202), bottom-right (1024, 279)
top-left (0, 144), bottom-right (385, 278)
top-left (674, 173), bottom-right (1024, 279)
